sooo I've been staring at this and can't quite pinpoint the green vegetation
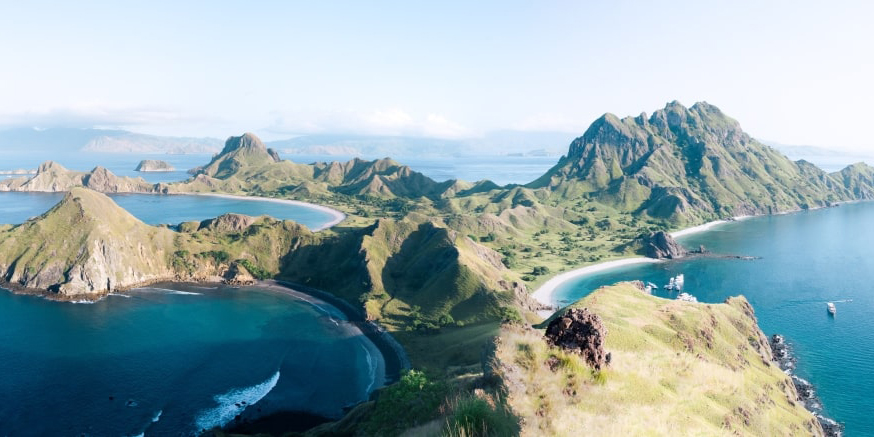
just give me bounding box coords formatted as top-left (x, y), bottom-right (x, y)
top-left (363, 370), bottom-right (448, 435)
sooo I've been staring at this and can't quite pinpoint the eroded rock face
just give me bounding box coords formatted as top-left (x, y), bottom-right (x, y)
top-left (267, 148), bottom-right (281, 163)
top-left (545, 308), bottom-right (610, 370)
top-left (223, 262), bottom-right (255, 285)
top-left (641, 230), bottom-right (687, 259)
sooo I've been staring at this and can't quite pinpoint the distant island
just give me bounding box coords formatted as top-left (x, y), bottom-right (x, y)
top-left (135, 159), bottom-right (175, 172)
top-left (0, 101), bottom-right (856, 435)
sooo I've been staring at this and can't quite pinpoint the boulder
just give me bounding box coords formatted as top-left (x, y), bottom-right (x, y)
top-left (545, 308), bottom-right (610, 370)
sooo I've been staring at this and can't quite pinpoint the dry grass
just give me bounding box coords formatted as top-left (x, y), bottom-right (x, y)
top-left (494, 283), bottom-right (823, 437)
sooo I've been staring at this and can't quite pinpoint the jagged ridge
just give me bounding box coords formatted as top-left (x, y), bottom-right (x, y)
top-left (529, 101), bottom-right (874, 225)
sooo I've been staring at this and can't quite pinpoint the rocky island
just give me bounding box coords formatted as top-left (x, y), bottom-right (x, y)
top-left (134, 159), bottom-right (175, 172)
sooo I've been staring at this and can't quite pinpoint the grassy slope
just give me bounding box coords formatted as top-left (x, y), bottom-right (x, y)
top-left (495, 283), bottom-right (823, 436)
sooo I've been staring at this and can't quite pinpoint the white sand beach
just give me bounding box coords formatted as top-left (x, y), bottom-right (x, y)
top-left (532, 215), bottom-right (754, 312)
top-left (670, 215), bottom-right (751, 238)
top-left (532, 258), bottom-right (663, 308)
top-left (190, 193), bottom-right (347, 231)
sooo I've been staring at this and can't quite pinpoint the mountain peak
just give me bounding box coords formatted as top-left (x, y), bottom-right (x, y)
top-left (195, 132), bottom-right (281, 179)
top-left (221, 132), bottom-right (267, 155)
top-left (36, 161), bottom-right (68, 173)
top-left (51, 187), bottom-right (140, 223)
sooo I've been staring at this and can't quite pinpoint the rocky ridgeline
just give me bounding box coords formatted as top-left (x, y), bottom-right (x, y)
top-left (545, 308), bottom-right (610, 370)
top-left (769, 334), bottom-right (844, 436)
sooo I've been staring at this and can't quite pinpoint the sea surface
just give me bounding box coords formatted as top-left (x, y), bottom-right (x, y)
top-left (0, 192), bottom-right (336, 229)
top-left (0, 283), bottom-right (383, 436)
top-left (553, 202), bottom-right (874, 435)
top-left (0, 151), bottom-right (559, 186)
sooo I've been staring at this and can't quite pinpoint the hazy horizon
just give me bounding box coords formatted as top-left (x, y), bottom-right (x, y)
top-left (2, 1), bottom-right (874, 155)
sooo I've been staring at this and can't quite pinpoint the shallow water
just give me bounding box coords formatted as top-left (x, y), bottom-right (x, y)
top-left (0, 283), bottom-right (383, 436)
top-left (553, 202), bottom-right (874, 434)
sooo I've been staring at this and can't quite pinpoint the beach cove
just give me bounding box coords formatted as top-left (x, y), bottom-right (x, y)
top-left (533, 202), bottom-right (874, 434)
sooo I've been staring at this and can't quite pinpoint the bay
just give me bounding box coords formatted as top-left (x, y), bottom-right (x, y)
top-left (552, 202), bottom-right (874, 435)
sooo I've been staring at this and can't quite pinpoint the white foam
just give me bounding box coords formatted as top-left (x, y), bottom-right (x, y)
top-left (152, 409), bottom-right (162, 423)
top-left (194, 371), bottom-right (280, 430)
top-left (132, 287), bottom-right (203, 295)
top-left (360, 343), bottom-right (377, 394)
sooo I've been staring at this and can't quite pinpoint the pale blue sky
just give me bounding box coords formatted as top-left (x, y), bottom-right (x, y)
top-left (1, 1), bottom-right (873, 151)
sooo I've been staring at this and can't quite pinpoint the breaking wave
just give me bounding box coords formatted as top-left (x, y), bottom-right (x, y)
top-left (194, 371), bottom-right (280, 431)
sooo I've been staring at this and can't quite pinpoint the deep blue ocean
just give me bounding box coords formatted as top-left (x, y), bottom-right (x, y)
top-left (0, 283), bottom-right (383, 436)
top-left (553, 202), bottom-right (874, 435)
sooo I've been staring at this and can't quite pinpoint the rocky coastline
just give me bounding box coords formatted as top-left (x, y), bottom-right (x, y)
top-left (770, 334), bottom-right (844, 436)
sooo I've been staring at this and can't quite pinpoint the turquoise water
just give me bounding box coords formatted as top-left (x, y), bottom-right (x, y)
top-left (553, 202), bottom-right (874, 435)
top-left (0, 192), bottom-right (336, 229)
top-left (0, 283), bottom-right (383, 436)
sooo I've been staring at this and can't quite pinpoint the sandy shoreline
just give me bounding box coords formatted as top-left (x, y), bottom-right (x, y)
top-left (531, 258), bottom-right (663, 308)
top-left (670, 215), bottom-right (752, 238)
top-left (186, 192), bottom-right (347, 231)
top-left (531, 215), bottom-right (755, 310)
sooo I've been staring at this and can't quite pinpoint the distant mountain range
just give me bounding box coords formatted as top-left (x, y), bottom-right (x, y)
top-left (269, 131), bottom-right (572, 158)
top-left (0, 127), bottom-right (572, 157)
top-left (0, 127), bottom-right (222, 154)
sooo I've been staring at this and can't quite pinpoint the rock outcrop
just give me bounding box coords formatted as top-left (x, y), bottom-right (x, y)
top-left (640, 230), bottom-right (687, 259)
top-left (223, 262), bottom-right (255, 285)
top-left (135, 160), bottom-right (175, 172)
top-left (198, 213), bottom-right (258, 232)
top-left (545, 308), bottom-right (609, 370)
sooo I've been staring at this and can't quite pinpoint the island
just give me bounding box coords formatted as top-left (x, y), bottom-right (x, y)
top-left (0, 101), bottom-right (857, 435)
top-left (134, 159), bottom-right (175, 172)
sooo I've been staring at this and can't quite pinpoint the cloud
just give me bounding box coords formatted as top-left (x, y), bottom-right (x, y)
top-left (0, 106), bottom-right (219, 131)
top-left (264, 108), bottom-right (472, 139)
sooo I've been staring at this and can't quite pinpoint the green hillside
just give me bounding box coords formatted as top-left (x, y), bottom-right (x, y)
top-left (528, 101), bottom-right (866, 226)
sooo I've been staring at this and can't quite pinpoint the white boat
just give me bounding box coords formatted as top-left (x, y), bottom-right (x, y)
top-left (664, 274), bottom-right (684, 291)
top-left (827, 302), bottom-right (836, 315)
top-left (677, 292), bottom-right (698, 303)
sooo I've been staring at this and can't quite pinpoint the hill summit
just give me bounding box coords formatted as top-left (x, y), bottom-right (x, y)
top-left (529, 101), bottom-right (873, 225)
top-left (0, 188), bottom-right (175, 296)
top-left (193, 133), bottom-right (282, 179)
